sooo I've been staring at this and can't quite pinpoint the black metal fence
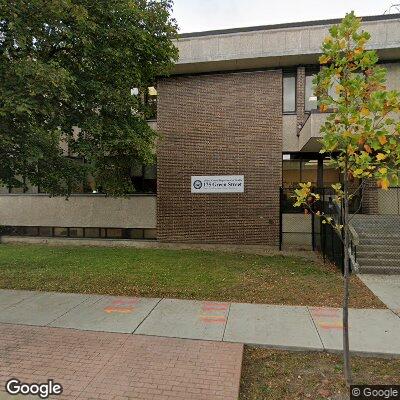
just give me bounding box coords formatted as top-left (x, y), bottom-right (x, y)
top-left (280, 185), bottom-right (362, 273)
top-left (280, 184), bottom-right (400, 274)
top-left (280, 186), bottom-right (349, 250)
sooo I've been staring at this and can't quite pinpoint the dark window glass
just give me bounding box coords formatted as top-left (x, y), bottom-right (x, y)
top-left (84, 228), bottom-right (100, 238)
top-left (23, 227), bottom-right (39, 236)
top-left (323, 159), bottom-right (340, 187)
top-left (39, 227), bottom-right (52, 237)
top-left (6, 226), bottom-right (156, 240)
top-left (144, 229), bottom-right (157, 240)
top-left (69, 228), bottom-right (84, 238)
top-left (106, 228), bottom-right (123, 238)
top-left (283, 75), bottom-right (296, 113)
top-left (145, 86), bottom-right (157, 120)
top-left (301, 159), bottom-right (318, 186)
top-left (282, 160), bottom-right (301, 187)
top-left (282, 156), bottom-right (319, 187)
top-left (54, 227), bottom-right (68, 237)
top-left (131, 163), bottom-right (157, 194)
top-left (128, 229), bottom-right (144, 239)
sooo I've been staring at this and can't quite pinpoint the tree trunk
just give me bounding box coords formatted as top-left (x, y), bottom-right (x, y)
top-left (343, 163), bottom-right (353, 386)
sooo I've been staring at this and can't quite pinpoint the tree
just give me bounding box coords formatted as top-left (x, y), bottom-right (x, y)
top-left (0, 0), bottom-right (178, 196)
top-left (294, 12), bottom-right (400, 385)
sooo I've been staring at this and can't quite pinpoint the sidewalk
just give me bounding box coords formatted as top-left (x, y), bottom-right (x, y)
top-left (358, 274), bottom-right (400, 315)
top-left (0, 289), bottom-right (399, 357)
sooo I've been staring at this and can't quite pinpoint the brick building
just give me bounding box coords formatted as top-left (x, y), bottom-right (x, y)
top-left (1, 14), bottom-right (400, 247)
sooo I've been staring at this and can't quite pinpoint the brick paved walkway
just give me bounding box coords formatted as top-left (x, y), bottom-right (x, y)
top-left (0, 324), bottom-right (243, 400)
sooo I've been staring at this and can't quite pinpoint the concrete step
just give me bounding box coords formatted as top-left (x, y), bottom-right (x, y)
top-left (359, 237), bottom-right (400, 245)
top-left (352, 220), bottom-right (400, 226)
top-left (359, 230), bottom-right (400, 234)
top-left (352, 226), bottom-right (400, 232)
top-left (357, 244), bottom-right (400, 252)
top-left (357, 251), bottom-right (400, 259)
top-left (358, 265), bottom-right (400, 274)
top-left (359, 232), bottom-right (400, 237)
top-left (351, 214), bottom-right (400, 223)
top-left (357, 258), bottom-right (400, 267)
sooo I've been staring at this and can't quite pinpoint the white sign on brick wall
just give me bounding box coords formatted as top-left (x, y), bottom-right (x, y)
top-left (191, 175), bottom-right (244, 194)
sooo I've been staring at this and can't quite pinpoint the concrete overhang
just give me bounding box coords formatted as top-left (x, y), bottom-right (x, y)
top-left (173, 14), bottom-right (400, 75)
top-left (298, 112), bottom-right (329, 152)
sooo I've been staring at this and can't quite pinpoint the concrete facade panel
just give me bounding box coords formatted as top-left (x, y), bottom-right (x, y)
top-left (386, 20), bottom-right (400, 44)
top-left (367, 22), bottom-right (388, 46)
top-left (236, 33), bottom-right (263, 56)
top-left (0, 194), bottom-right (156, 228)
top-left (262, 31), bottom-right (285, 53)
top-left (385, 62), bottom-right (400, 90)
top-left (283, 115), bottom-right (298, 152)
top-left (175, 17), bottom-right (400, 74)
top-left (282, 214), bottom-right (312, 233)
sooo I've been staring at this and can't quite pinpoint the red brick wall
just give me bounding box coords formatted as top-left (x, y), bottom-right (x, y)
top-left (363, 179), bottom-right (379, 214)
top-left (296, 66), bottom-right (307, 133)
top-left (156, 71), bottom-right (283, 245)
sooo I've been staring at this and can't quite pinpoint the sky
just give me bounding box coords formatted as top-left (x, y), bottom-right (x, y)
top-left (172, 0), bottom-right (399, 33)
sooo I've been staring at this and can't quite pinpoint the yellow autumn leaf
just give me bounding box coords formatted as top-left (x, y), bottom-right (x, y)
top-left (379, 178), bottom-right (390, 190)
top-left (376, 153), bottom-right (386, 161)
top-left (320, 104), bottom-right (328, 112)
top-left (319, 55), bottom-right (331, 65)
top-left (360, 107), bottom-right (370, 116)
top-left (378, 136), bottom-right (388, 145)
top-left (347, 145), bottom-right (355, 155)
top-left (353, 168), bottom-right (363, 176)
top-left (335, 84), bottom-right (344, 94)
top-left (379, 167), bottom-right (387, 175)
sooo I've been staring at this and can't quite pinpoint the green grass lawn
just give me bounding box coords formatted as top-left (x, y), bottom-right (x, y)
top-left (240, 347), bottom-right (400, 400)
top-left (0, 243), bottom-right (383, 308)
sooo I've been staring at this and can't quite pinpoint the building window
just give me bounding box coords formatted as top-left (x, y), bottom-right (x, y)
top-left (283, 74), bottom-right (296, 113)
top-left (282, 155), bottom-right (319, 188)
top-left (323, 159), bottom-right (341, 187)
top-left (282, 154), bottom-right (341, 188)
top-left (145, 86), bottom-right (157, 120)
top-left (4, 226), bottom-right (157, 240)
top-left (131, 163), bottom-right (157, 194)
top-left (282, 159), bottom-right (301, 187)
top-left (301, 159), bottom-right (318, 186)
top-left (305, 69), bottom-right (319, 112)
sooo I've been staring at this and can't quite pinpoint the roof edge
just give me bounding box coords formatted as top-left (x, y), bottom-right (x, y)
top-left (179, 13), bottom-right (400, 39)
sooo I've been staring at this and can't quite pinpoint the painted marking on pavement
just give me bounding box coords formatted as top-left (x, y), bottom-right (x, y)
top-left (318, 322), bottom-right (344, 330)
top-left (103, 298), bottom-right (139, 314)
top-left (103, 307), bottom-right (134, 314)
top-left (310, 307), bottom-right (340, 317)
top-left (199, 302), bottom-right (228, 325)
